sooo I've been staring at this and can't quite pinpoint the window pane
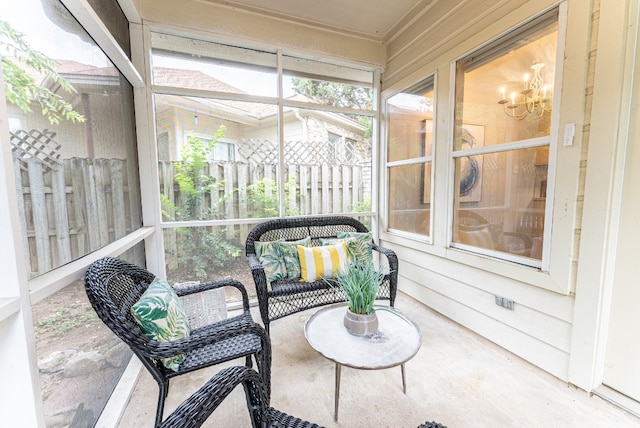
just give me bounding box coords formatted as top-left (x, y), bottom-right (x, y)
top-left (455, 11), bottom-right (558, 146)
top-left (452, 10), bottom-right (557, 264)
top-left (155, 94), bottom-right (279, 221)
top-left (452, 147), bottom-right (547, 260)
top-left (164, 225), bottom-right (249, 291)
top-left (388, 163), bottom-right (431, 236)
top-left (3, 0), bottom-right (142, 279)
top-left (386, 78), bottom-right (434, 237)
top-left (32, 244), bottom-right (144, 426)
top-left (282, 109), bottom-right (372, 216)
top-left (151, 33), bottom-right (277, 97)
top-left (283, 55), bottom-right (373, 110)
top-left (387, 82), bottom-right (434, 162)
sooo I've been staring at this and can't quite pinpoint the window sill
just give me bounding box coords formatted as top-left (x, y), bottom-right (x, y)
top-left (0, 297), bottom-right (21, 322)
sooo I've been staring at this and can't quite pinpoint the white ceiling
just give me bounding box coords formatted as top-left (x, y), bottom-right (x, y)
top-left (202, 0), bottom-right (426, 38)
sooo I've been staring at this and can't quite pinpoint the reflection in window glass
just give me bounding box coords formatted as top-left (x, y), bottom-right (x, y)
top-left (388, 163), bottom-right (431, 235)
top-left (386, 78), bottom-right (434, 237)
top-left (455, 11), bottom-right (558, 146)
top-left (453, 148), bottom-right (546, 259)
top-left (31, 244), bottom-right (144, 426)
top-left (452, 9), bottom-right (558, 263)
top-left (2, 0), bottom-right (142, 276)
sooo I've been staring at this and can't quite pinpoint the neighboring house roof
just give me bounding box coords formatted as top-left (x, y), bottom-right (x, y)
top-left (153, 67), bottom-right (245, 94)
top-left (55, 59), bottom-right (120, 77)
top-left (44, 59), bottom-right (120, 93)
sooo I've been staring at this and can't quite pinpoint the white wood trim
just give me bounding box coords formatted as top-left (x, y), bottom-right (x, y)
top-left (116, 0), bottom-right (142, 24)
top-left (452, 136), bottom-right (549, 157)
top-left (450, 242), bottom-right (542, 268)
top-left (0, 59), bottom-right (46, 427)
top-left (60, 0), bottom-right (144, 87)
top-left (594, 385), bottom-right (640, 419)
top-left (386, 156), bottom-right (434, 167)
top-left (0, 298), bottom-right (21, 322)
top-left (152, 85), bottom-right (377, 117)
top-left (569, 0), bottom-right (639, 392)
top-left (94, 357), bottom-right (142, 428)
top-left (371, 67), bottom-right (381, 237)
top-left (29, 227), bottom-right (154, 305)
top-left (133, 23), bottom-right (166, 276)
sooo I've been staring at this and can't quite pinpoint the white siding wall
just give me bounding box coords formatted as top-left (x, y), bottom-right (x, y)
top-left (379, 0), bottom-right (594, 382)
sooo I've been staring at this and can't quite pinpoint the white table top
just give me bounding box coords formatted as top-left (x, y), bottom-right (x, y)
top-left (304, 303), bottom-right (421, 369)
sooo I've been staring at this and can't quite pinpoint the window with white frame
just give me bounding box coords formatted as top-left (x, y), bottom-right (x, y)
top-left (451, 9), bottom-right (558, 266)
top-left (150, 33), bottom-right (376, 283)
top-left (386, 77), bottom-right (435, 237)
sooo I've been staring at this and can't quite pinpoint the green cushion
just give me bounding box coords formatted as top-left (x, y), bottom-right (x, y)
top-left (336, 231), bottom-right (373, 266)
top-left (255, 240), bottom-right (286, 286)
top-left (130, 278), bottom-right (191, 371)
top-left (280, 236), bottom-right (311, 279)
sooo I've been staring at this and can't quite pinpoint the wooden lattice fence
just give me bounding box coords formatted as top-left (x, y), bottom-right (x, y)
top-left (159, 160), bottom-right (366, 270)
top-left (12, 130), bottom-right (366, 277)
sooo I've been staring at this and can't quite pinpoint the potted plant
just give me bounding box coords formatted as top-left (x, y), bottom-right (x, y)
top-left (333, 260), bottom-right (385, 336)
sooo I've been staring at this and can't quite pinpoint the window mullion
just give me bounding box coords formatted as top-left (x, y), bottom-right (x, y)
top-left (276, 49), bottom-right (286, 217)
top-left (452, 136), bottom-right (550, 157)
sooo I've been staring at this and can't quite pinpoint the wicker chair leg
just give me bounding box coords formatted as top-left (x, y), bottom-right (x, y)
top-left (155, 382), bottom-right (169, 427)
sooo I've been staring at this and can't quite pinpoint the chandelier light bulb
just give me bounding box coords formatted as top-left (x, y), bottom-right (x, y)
top-left (498, 60), bottom-right (552, 120)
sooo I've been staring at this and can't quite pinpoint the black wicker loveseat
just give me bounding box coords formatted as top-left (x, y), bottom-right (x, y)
top-left (245, 215), bottom-right (398, 333)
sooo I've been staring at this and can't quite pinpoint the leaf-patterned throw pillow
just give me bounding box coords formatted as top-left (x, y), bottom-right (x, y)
top-left (280, 236), bottom-right (311, 279)
top-left (131, 278), bottom-right (191, 372)
top-left (255, 240), bottom-right (286, 288)
top-left (336, 231), bottom-right (373, 266)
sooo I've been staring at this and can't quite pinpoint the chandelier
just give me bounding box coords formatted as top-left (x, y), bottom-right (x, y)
top-left (498, 61), bottom-right (551, 120)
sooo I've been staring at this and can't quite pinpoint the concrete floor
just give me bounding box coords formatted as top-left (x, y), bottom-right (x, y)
top-left (119, 293), bottom-right (640, 427)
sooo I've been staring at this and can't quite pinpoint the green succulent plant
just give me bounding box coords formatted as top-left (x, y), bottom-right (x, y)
top-left (333, 260), bottom-right (384, 315)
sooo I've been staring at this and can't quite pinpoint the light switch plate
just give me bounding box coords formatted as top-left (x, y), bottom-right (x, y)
top-left (563, 123), bottom-right (576, 146)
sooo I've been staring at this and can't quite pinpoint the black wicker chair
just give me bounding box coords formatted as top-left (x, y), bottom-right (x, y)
top-left (160, 365), bottom-right (322, 428)
top-left (84, 257), bottom-right (270, 427)
top-left (246, 215), bottom-right (398, 333)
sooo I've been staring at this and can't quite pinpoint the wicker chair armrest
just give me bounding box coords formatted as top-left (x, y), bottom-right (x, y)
top-left (174, 278), bottom-right (251, 312)
top-left (246, 253), bottom-right (264, 274)
top-left (247, 254), bottom-right (269, 292)
top-left (372, 243), bottom-right (398, 271)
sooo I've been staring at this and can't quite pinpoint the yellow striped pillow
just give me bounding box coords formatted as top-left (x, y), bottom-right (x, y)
top-left (297, 242), bottom-right (349, 282)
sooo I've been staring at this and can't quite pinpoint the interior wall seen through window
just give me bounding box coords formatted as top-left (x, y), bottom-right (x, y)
top-left (386, 78), bottom-right (435, 237)
top-left (452, 9), bottom-right (559, 265)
